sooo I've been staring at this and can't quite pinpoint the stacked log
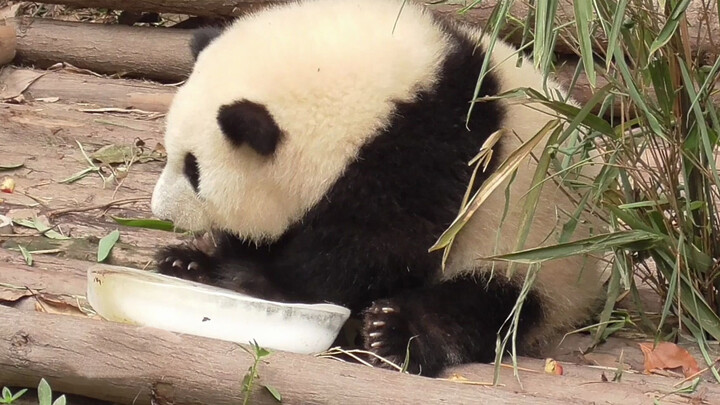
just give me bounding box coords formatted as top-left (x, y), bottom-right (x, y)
top-left (1, 1), bottom-right (717, 111)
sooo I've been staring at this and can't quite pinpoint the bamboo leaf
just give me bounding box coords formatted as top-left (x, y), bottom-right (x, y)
top-left (431, 119), bottom-right (560, 251)
top-left (612, 46), bottom-right (665, 138)
top-left (513, 87), bottom-right (614, 136)
top-left (604, 0), bottom-right (629, 71)
top-left (12, 218), bottom-right (70, 240)
top-left (18, 245), bottom-right (32, 266)
top-left (648, 0), bottom-right (692, 55)
top-left (508, 124), bottom-right (562, 276)
top-left (58, 166), bottom-right (99, 184)
top-left (677, 57), bottom-right (720, 187)
top-left (97, 230), bottom-right (120, 262)
top-left (483, 231), bottom-right (663, 264)
top-left (574, 0), bottom-right (596, 86)
top-left (112, 217), bottom-right (179, 232)
top-left (0, 162), bottom-right (24, 171)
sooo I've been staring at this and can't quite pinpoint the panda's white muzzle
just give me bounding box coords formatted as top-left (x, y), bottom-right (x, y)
top-left (151, 167), bottom-right (211, 231)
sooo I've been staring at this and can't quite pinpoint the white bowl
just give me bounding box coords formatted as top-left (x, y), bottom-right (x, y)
top-left (87, 264), bottom-right (351, 354)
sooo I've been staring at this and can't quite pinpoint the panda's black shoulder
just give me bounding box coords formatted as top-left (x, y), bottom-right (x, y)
top-left (190, 26), bottom-right (225, 60)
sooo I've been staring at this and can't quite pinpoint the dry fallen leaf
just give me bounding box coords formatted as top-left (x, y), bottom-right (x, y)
top-left (0, 67), bottom-right (45, 100)
top-left (639, 342), bottom-right (701, 378)
top-left (544, 358), bottom-right (564, 375)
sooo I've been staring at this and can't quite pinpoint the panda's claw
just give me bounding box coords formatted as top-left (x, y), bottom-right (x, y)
top-left (362, 299), bottom-right (414, 370)
top-left (156, 245), bottom-right (217, 284)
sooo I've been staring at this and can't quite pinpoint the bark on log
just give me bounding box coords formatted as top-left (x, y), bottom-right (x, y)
top-left (0, 20), bottom-right (16, 66)
top-left (14, 17), bottom-right (193, 82)
top-left (29, 0), bottom-right (720, 58)
top-left (0, 306), bottom-right (552, 405)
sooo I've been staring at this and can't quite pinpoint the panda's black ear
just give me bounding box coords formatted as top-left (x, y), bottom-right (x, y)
top-left (217, 100), bottom-right (283, 156)
top-left (190, 26), bottom-right (224, 60)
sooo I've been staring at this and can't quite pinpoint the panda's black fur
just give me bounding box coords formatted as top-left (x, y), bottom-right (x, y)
top-left (153, 0), bottom-right (601, 377)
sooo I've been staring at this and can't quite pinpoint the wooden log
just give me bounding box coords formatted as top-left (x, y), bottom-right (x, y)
top-left (27, 0), bottom-right (720, 58)
top-left (7, 18), bottom-right (614, 117)
top-left (2, 303), bottom-right (718, 404)
top-left (14, 17), bottom-right (193, 82)
top-left (0, 66), bottom-right (175, 111)
top-left (0, 305), bottom-right (552, 405)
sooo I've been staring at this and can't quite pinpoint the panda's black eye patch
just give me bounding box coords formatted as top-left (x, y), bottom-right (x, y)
top-left (183, 152), bottom-right (200, 192)
top-left (217, 100), bottom-right (283, 156)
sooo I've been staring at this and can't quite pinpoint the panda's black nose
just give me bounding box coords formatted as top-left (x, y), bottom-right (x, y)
top-left (183, 152), bottom-right (201, 192)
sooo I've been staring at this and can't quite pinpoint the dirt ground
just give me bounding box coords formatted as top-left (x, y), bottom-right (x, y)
top-left (1, 66), bottom-right (719, 404)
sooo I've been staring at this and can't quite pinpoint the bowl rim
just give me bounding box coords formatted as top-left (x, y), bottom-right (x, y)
top-left (87, 264), bottom-right (351, 317)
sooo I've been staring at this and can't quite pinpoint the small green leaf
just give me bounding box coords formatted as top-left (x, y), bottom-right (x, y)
top-left (18, 245), bottom-right (32, 266)
top-left (97, 230), bottom-right (120, 262)
top-left (241, 367), bottom-right (253, 391)
top-left (12, 218), bottom-right (70, 240)
top-left (52, 395), bottom-right (67, 405)
top-left (90, 144), bottom-right (165, 165)
top-left (255, 347), bottom-right (271, 359)
top-left (37, 379), bottom-right (52, 405)
top-left (33, 217), bottom-right (70, 240)
top-left (112, 217), bottom-right (178, 232)
top-left (264, 385), bottom-right (282, 402)
top-left (10, 389), bottom-right (26, 402)
top-left (2, 387), bottom-right (10, 400)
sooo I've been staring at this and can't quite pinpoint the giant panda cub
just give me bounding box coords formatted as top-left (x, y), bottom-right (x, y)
top-left (151, 0), bottom-right (605, 376)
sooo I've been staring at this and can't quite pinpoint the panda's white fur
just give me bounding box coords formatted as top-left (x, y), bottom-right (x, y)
top-left (153, 0), bottom-right (451, 238)
top-left (152, 0), bottom-right (605, 375)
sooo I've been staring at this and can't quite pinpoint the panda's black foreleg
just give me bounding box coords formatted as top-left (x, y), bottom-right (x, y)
top-left (156, 240), bottom-right (286, 301)
top-left (361, 273), bottom-right (543, 377)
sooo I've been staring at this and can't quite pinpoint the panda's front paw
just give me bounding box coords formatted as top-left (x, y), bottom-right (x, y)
top-left (156, 245), bottom-right (216, 284)
top-left (362, 299), bottom-right (418, 373)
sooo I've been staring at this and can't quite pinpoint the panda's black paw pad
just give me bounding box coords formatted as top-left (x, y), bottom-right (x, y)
top-left (156, 246), bottom-right (215, 283)
top-left (362, 300), bottom-right (412, 369)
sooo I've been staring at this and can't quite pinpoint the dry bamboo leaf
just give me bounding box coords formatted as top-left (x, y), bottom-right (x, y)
top-left (583, 353), bottom-right (632, 370)
top-left (0, 285), bottom-right (31, 303)
top-left (34, 293), bottom-right (98, 319)
top-left (639, 342), bottom-right (701, 378)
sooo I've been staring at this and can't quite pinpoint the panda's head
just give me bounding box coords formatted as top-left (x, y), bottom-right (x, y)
top-left (151, 0), bottom-right (451, 241)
